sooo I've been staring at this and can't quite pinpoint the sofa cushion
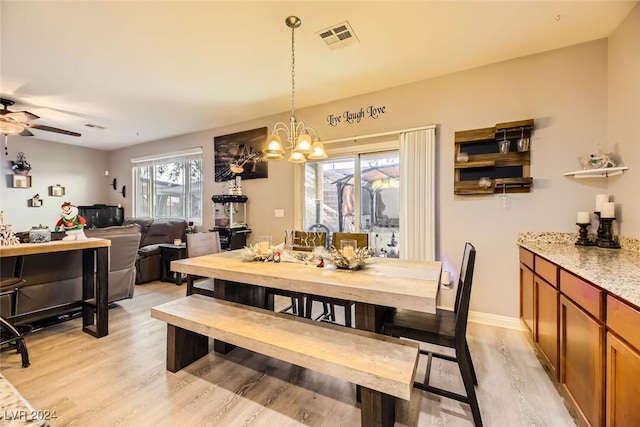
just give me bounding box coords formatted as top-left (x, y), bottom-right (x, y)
top-left (141, 220), bottom-right (186, 246)
top-left (137, 245), bottom-right (161, 256)
top-left (85, 223), bottom-right (141, 237)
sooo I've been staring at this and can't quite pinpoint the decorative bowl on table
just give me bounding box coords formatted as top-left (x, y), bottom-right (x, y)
top-left (328, 246), bottom-right (370, 270)
top-left (240, 243), bottom-right (275, 261)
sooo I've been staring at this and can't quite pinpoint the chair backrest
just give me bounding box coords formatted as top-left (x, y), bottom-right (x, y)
top-left (454, 242), bottom-right (477, 342)
top-left (290, 230), bottom-right (327, 252)
top-left (331, 232), bottom-right (369, 249)
top-left (186, 232), bottom-right (221, 258)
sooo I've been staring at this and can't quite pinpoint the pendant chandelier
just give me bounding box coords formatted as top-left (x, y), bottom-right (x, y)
top-left (264, 16), bottom-right (327, 163)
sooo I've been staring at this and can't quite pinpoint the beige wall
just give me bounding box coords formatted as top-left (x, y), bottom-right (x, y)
top-left (108, 38), bottom-right (626, 319)
top-left (608, 3), bottom-right (640, 237)
top-left (1, 139), bottom-right (109, 232)
top-left (5, 11), bottom-right (636, 319)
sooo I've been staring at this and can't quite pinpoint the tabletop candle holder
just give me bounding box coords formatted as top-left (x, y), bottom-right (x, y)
top-left (594, 211), bottom-right (605, 244)
top-left (597, 217), bottom-right (621, 249)
top-left (575, 223), bottom-right (595, 246)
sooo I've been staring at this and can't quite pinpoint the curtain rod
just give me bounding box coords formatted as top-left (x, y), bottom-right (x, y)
top-left (322, 124), bottom-right (436, 145)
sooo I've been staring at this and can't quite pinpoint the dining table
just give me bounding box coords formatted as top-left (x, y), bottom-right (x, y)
top-left (170, 250), bottom-right (442, 343)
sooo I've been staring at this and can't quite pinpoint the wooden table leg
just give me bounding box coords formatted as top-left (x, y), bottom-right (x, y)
top-left (212, 279), bottom-right (269, 354)
top-left (166, 324), bottom-right (208, 372)
top-left (360, 387), bottom-right (395, 427)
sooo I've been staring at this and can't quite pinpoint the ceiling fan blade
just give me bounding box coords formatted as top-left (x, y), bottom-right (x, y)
top-left (3, 111), bottom-right (40, 122)
top-left (26, 123), bottom-right (81, 137)
top-left (19, 128), bottom-right (34, 136)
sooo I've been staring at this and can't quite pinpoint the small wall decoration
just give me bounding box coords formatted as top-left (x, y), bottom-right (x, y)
top-left (12, 174), bottom-right (31, 188)
top-left (214, 127), bottom-right (268, 182)
top-left (29, 193), bottom-right (43, 207)
top-left (49, 185), bottom-right (65, 197)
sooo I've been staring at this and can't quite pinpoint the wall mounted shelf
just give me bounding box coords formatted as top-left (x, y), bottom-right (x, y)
top-left (454, 119), bottom-right (534, 195)
top-left (563, 166), bottom-right (629, 178)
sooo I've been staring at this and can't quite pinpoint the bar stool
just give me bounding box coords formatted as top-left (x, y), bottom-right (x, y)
top-left (0, 277), bottom-right (33, 368)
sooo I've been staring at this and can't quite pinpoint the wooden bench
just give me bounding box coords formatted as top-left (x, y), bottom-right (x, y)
top-left (151, 295), bottom-right (419, 427)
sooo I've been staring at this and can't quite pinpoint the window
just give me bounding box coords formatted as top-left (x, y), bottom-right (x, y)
top-left (300, 141), bottom-right (400, 257)
top-left (132, 148), bottom-right (203, 224)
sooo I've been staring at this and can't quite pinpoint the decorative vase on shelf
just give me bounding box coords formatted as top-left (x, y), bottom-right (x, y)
top-left (11, 152), bottom-right (31, 175)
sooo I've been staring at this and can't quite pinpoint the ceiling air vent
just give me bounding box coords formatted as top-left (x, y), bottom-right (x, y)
top-left (317, 21), bottom-right (359, 49)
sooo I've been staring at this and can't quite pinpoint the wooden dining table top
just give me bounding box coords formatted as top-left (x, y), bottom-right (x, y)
top-left (171, 250), bottom-right (441, 314)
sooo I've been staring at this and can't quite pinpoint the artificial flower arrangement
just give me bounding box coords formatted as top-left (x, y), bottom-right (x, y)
top-left (11, 152), bottom-right (31, 175)
top-left (240, 242), bottom-right (370, 270)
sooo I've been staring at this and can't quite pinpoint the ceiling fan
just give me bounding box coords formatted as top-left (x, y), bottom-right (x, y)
top-left (1, 97), bottom-right (81, 154)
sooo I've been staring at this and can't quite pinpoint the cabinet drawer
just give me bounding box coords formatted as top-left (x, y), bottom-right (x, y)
top-left (607, 296), bottom-right (640, 351)
top-left (519, 247), bottom-right (534, 270)
top-left (535, 256), bottom-right (558, 288)
top-left (560, 270), bottom-right (603, 321)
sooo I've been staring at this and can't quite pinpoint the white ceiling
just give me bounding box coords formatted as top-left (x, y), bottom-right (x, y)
top-left (1, 1), bottom-right (636, 151)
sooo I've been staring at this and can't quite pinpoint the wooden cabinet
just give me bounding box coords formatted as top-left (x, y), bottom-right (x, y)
top-left (519, 247), bottom-right (535, 334)
top-left (520, 262), bottom-right (534, 334)
top-left (560, 295), bottom-right (605, 427)
top-left (518, 246), bottom-right (639, 426)
top-left (454, 119), bottom-right (533, 195)
top-left (606, 296), bottom-right (640, 427)
top-left (536, 276), bottom-right (559, 377)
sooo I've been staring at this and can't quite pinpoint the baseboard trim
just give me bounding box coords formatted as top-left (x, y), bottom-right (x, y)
top-left (468, 310), bottom-right (523, 331)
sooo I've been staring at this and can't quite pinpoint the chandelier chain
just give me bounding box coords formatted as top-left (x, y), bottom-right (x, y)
top-left (290, 23), bottom-right (296, 119)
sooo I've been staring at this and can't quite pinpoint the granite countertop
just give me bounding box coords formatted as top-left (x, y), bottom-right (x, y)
top-left (518, 232), bottom-right (640, 308)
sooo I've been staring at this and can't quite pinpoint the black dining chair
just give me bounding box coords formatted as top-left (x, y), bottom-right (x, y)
top-left (305, 232), bottom-right (368, 327)
top-left (185, 232), bottom-right (221, 297)
top-left (380, 242), bottom-right (482, 426)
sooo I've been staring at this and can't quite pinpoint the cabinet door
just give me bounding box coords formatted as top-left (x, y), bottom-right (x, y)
top-left (607, 332), bottom-right (640, 427)
top-left (535, 276), bottom-right (558, 377)
top-left (560, 295), bottom-right (604, 427)
top-left (520, 264), bottom-right (534, 335)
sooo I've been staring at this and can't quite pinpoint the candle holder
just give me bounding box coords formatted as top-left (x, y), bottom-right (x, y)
top-left (597, 217), bottom-right (621, 249)
top-left (575, 223), bottom-right (595, 246)
top-left (594, 211), bottom-right (604, 244)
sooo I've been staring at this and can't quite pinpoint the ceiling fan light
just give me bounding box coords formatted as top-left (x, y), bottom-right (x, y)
top-left (287, 151), bottom-right (306, 163)
top-left (0, 121), bottom-right (24, 135)
top-left (294, 133), bottom-right (313, 154)
top-left (307, 140), bottom-right (328, 160)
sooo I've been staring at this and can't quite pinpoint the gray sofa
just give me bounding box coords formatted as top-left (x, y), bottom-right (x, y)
top-left (122, 218), bottom-right (187, 284)
top-left (0, 224), bottom-right (141, 323)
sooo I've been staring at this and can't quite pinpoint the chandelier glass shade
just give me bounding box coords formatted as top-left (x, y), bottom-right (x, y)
top-left (264, 16), bottom-right (327, 164)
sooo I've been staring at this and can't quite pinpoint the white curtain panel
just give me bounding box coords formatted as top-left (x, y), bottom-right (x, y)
top-left (399, 126), bottom-right (436, 260)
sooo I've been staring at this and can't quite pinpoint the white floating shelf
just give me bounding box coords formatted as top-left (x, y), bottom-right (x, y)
top-left (563, 166), bottom-right (629, 178)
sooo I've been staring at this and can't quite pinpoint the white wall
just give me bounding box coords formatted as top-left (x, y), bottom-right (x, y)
top-left (1, 138), bottom-right (109, 231)
top-left (608, 3), bottom-right (640, 237)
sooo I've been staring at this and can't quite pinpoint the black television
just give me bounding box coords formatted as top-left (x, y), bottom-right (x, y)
top-left (78, 205), bottom-right (125, 229)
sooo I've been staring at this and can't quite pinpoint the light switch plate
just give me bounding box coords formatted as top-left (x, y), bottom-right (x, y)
top-left (274, 209), bottom-right (285, 218)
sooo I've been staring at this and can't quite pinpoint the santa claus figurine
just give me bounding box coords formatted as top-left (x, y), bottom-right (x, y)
top-left (54, 202), bottom-right (87, 240)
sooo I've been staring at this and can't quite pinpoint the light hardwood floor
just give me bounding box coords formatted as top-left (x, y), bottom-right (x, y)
top-left (1, 281), bottom-right (576, 426)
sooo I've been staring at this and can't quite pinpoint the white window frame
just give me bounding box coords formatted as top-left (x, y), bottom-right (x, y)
top-left (131, 147), bottom-right (203, 224)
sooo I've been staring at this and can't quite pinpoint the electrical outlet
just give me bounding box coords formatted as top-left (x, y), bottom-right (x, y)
top-left (274, 209), bottom-right (284, 218)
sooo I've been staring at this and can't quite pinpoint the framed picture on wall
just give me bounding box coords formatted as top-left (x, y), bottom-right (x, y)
top-left (214, 127), bottom-right (268, 182)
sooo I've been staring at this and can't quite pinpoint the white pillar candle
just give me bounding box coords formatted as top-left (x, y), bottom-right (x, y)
top-left (441, 271), bottom-right (451, 285)
top-left (577, 211), bottom-right (590, 224)
top-left (601, 202), bottom-right (615, 218)
top-left (595, 194), bottom-right (609, 212)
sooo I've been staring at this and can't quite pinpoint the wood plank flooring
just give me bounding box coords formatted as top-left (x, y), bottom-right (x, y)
top-left (1, 281), bottom-right (577, 426)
